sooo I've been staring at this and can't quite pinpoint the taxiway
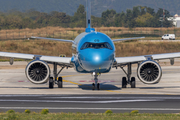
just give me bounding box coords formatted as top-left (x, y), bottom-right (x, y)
top-left (0, 61), bottom-right (180, 113)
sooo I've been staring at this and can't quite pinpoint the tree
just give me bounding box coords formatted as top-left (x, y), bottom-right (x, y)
top-left (133, 6), bottom-right (141, 18)
top-left (146, 7), bottom-right (155, 15)
top-left (72, 4), bottom-right (86, 27)
top-left (101, 9), bottom-right (116, 27)
top-left (136, 13), bottom-right (153, 27)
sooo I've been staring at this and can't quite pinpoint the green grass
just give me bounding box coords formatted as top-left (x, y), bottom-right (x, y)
top-left (0, 112), bottom-right (180, 120)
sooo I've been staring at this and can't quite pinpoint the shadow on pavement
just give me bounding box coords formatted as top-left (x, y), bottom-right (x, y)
top-left (78, 83), bottom-right (121, 90)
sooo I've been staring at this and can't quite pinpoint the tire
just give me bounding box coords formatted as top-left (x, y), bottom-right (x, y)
top-left (97, 83), bottom-right (100, 90)
top-left (130, 77), bottom-right (136, 88)
top-left (58, 77), bottom-right (63, 88)
top-left (92, 83), bottom-right (95, 90)
top-left (122, 77), bottom-right (127, 88)
top-left (49, 77), bottom-right (54, 89)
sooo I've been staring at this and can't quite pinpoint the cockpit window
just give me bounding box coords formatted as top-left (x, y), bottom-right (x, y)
top-left (81, 42), bottom-right (113, 50)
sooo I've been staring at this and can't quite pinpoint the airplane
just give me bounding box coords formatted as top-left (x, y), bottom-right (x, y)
top-left (0, 0), bottom-right (179, 90)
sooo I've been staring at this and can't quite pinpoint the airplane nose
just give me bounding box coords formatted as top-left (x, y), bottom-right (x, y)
top-left (79, 50), bottom-right (114, 71)
top-left (92, 55), bottom-right (101, 65)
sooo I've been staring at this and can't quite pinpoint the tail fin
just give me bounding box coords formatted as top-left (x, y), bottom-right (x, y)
top-left (86, 0), bottom-right (91, 28)
top-left (85, 0), bottom-right (95, 32)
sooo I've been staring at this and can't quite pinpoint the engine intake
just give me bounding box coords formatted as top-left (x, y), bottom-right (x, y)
top-left (137, 60), bottom-right (162, 84)
top-left (25, 60), bottom-right (50, 84)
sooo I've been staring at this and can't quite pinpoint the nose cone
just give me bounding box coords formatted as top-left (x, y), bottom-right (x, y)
top-left (79, 49), bottom-right (114, 72)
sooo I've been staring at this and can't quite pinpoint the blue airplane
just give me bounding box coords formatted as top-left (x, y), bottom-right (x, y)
top-left (0, 0), bottom-right (180, 90)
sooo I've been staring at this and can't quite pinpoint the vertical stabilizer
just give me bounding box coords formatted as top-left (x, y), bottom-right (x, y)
top-left (86, 0), bottom-right (91, 28)
top-left (85, 0), bottom-right (95, 32)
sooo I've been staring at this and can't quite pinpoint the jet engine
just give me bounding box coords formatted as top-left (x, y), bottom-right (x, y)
top-left (25, 60), bottom-right (50, 84)
top-left (137, 60), bottom-right (162, 84)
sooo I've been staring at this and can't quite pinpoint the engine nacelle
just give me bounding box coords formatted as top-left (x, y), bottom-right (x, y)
top-left (25, 60), bottom-right (50, 84)
top-left (137, 60), bottom-right (162, 84)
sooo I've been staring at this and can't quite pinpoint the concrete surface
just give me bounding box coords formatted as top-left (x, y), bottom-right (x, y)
top-left (0, 61), bottom-right (180, 95)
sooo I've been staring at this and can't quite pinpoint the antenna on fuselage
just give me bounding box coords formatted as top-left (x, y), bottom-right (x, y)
top-left (85, 0), bottom-right (95, 32)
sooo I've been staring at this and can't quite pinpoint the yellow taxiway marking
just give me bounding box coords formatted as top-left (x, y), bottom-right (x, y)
top-left (61, 72), bottom-right (180, 94)
top-left (63, 80), bottom-right (83, 86)
top-left (61, 73), bottom-right (122, 93)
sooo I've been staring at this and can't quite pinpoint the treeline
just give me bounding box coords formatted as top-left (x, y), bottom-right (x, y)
top-left (0, 5), bottom-right (173, 30)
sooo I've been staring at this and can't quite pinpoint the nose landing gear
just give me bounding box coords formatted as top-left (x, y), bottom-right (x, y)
top-left (92, 72), bottom-right (100, 90)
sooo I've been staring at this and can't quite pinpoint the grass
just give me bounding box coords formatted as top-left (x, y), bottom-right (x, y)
top-left (0, 26), bottom-right (180, 40)
top-left (0, 112), bottom-right (180, 120)
top-left (0, 40), bottom-right (180, 61)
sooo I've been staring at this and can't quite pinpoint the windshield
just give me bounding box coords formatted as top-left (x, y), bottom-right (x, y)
top-left (81, 42), bottom-right (113, 50)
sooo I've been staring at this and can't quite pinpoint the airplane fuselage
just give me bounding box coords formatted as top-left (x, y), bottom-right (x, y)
top-left (71, 31), bottom-right (115, 73)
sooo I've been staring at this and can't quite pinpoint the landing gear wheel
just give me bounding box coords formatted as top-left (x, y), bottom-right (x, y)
top-left (130, 77), bottom-right (136, 88)
top-left (122, 77), bottom-right (127, 88)
top-left (92, 83), bottom-right (95, 90)
top-left (97, 83), bottom-right (100, 90)
top-left (49, 77), bottom-right (54, 89)
top-left (58, 77), bottom-right (63, 88)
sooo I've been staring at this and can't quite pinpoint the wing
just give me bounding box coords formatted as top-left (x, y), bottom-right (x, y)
top-left (31, 36), bottom-right (74, 43)
top-left (0, 52), bottom-right (72, 65)
top-left (112, 37), bottom-right (145, 42)
top-left (115, 52), bottom-right (180, 65)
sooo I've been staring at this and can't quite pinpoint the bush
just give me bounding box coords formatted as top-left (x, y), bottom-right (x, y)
top-left (41, 109), bottom-right (49, 114)
top-left (105, 110), bottom-right (113, 114)
top-left (25, 109), bottom-right (31, 114)
top-left (131, 110), bottom-right (139, 114)
top-left (6, 110), bottom-right (15, 114)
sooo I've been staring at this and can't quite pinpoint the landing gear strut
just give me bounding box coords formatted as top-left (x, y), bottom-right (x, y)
top-left (120, 63), bottom-right (136, 88)
top-left (92, 72), bottom-right (100, 90)
top-left (49, 63), bottom-right (65, 89)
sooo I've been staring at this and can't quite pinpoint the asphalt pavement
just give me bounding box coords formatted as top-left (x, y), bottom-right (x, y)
top-left (0, 94), bottom-right (180, 113)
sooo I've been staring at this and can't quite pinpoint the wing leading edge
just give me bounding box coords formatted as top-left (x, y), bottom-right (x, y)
top-left (115, 52), bottom-right (180, 64)
top-left (0, 52), bottom-right (72, 64)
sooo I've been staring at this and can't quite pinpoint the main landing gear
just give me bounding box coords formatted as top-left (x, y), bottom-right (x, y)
top-left (120, 63), bottom-right (136, 88)
top-left (49, 63), bottom-right (65, 89)
top-left (92, 72), bottom-right (100, 90)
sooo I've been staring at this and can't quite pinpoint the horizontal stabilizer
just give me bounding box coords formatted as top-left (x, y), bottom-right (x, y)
top-left (31, 36), bottom-right (74, 43)
top-left (112, 37), bottom-right (145, 42)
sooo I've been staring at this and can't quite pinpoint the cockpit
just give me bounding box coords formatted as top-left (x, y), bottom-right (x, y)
top-left (81, 42), bottom-right (113, 50)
